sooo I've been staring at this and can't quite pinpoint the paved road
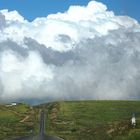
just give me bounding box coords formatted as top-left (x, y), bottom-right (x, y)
top-left (7, 110), bottom-right (63, 140)
top-left (39, 111), bottom-right (45, 135)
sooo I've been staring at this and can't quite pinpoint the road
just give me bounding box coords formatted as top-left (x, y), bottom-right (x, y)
top-left (39, 111), bottom-right (45, 135)
top-left (8, 110), bottom-right (63, 140)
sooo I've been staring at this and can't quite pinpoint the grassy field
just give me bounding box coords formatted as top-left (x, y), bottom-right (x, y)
top-left (45, 100), bottom-right (140, 140)
top-left (1, 100), bottom-right (140, 140)
top-left (0, 103), bottom-right (39, 139)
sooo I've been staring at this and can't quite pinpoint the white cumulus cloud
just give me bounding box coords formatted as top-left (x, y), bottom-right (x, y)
top-left (0, 1), bottom-right (140, 103)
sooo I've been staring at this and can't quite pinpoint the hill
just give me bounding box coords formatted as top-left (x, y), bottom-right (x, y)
top-left (44, 100), bottom-right (140, 140)
top-left (0, 103), bottom-right (39, 139)
top-left (1, 100), bottom-right (140, 140)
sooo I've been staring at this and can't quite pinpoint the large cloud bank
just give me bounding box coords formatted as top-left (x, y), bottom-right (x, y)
top-left (0, 1), bottom-right (140, 103)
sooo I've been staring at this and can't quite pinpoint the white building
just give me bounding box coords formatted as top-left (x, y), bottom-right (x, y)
top-left (11, 102), bottom-right (17, 106)
top-left (6, 102), bottom-right (17, 107)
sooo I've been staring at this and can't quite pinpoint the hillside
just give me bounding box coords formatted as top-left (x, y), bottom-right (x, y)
top-left (44, 100), bottom-right (140, 140)
top-left (0, 103), bottom-right (39, 139)
top-left (1, 101), bottom-right (140, 140)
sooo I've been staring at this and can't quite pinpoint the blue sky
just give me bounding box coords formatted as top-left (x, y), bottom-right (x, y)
top-left (0, 0), bottom-right (139, 22)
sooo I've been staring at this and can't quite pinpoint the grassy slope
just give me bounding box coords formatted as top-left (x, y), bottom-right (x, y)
top-left (1, 100), bottom-right (140, 140)
top-left (0, 103), bottom-right (39, 139)
top-left (45, 101), bottom-right (140, 140)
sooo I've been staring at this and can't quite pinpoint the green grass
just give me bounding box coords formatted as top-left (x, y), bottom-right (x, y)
top-left (1, 100), bottom-right (140, 140)
top-left (45, 100), bottom-right (140, 140)
top-left (0, 103), bottom-right (39, 139)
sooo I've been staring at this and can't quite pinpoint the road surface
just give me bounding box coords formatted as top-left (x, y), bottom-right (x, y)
top-left (7, 110), bottom-right (63, 140)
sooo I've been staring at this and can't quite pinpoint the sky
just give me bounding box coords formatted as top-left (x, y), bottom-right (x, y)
top-left (0, 1), bottom-right (140, 103)
top-left (0, 0), bottom-right (139, 22)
